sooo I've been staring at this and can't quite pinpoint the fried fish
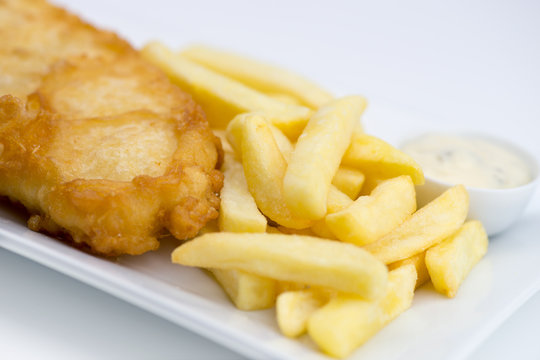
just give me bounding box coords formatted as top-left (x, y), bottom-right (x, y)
top-left (0, 0), bottom-right (223, 256)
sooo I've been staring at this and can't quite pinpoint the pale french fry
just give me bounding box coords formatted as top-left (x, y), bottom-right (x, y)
top-left (180, 45), bottom-right (333, 109)
top-left (363, 185), bottom-right (469, 264)
top-left (325, 185), bottom-right (355, 214)
top-left (276, 226), bottom-right (317, 236)
top-left (389, 251), bottom-right (430, 289)
top-left (342, 133), bottom-right (425, 185)
top-left (357, 176), bottom-right (385, 196)
top-left (307, 264), bottom-right (416, 358)
top-left (211, 269), bottom-right (277, 310)
top-left (141, 42), bottom-right (312, 138)
top-left (311, 185), bottom-right (353, 239)
top-left (425, 220), bottom-right (488, 298)
top-left (283, 96), bottom-right (367, 219)
top-left (218, 152), bottom-right (267, 233)
top-left (267, 93), bottom-right (302, 106)
top-left (379, 264), bottom-right (417, 323)
top-left (310, 222), bottom-right (338, 240)
top-left (276, 288), bottom-right (333, 338)
top-left (226, 113), bottom-right (294, 162)
top-left (171, 232), bottom-right (388, 299)
top-left (200, 215), bottom-right (272, 310)
top-left (276, 281), bottom-right (310, 294)
top-left (326, 176), bottom-right (416, 246)
top-left (228, 114), bottom-right (311, 229)
top-left (331, 167), bottom-right (365, 199)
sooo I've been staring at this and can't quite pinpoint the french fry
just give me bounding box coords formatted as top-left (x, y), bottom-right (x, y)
top-left (283, 96), bottom-right (367, 219)
top-left (180, 45), bottom-right (333, 109)
top-left (228, 114), bottom-right (311, 229)
top-left (331, 167), bottom-right (365, 199)
top-left (389, 251), bottom-right (430, 289)
top-left (307, 264), bottom-right (416, 358)
top-left (153, 41), bottom-right (484, 357)
top-left (199, 219), bottom-right (275, 310)
top-left (141, 42), bottom-right (312, 138)
top-left (210, 269), bottom-right (277, 311)
top-left (276, 288), bottom-right (333, 338)
top-left (342, 133), bottom-right (424, 185)
top-left (268, 93), bottom-right (303, 106)
top-left (226, 113), bottom-right (294, 162)
top-left (311, 185), bottom-right (353, 239)
top-left (276, 226), bottom-right (317, 236)
top-left (425, 220), bottom-right (488, 298)
top-left (171, 232), bottom-right (388, 300)
top-left (363, 185), bottom-right (469, 264)
top-left (218, 152), bottom-right (267, 233)
top-left (326, 176), bottom-right (416, 246)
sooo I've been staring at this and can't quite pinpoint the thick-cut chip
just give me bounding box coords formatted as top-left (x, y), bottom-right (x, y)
top-left (425, 220), bottom-right (488, 298)
top-left (331, 167), bottom-right (365, 199)
top-left (276, 288), bottom-right (333, 338)
top-left (228, 114), bottom-right (311, 229)
top-left (389, 251), bottom-right (430, 289)
top-left (180, 45), bottom-right (333, 109)
top-left (218, 152), bottom-right (267, 233)
top-left (226, 113), bottom-right (294, 162)
top-left (307, 264), bottom-right (416, 358)
top-left (283, 96), bottom-right (367, 219)
top-left (268, 93), bottom-right (302, 106)
top-left (276, 226), bottom-right (317, 236)
top-left (326, 176), bottom-right (416, 246)
top-left (141, 42), bottom-right (312, 138)
top-left (363, 185), bottom-right (469, 264)
top-left (171, 232), bottom-right (388, 299)
top-left (342, 133), bottom-right (424, 185)
top-left (210, 269), bottom-right (277, 311)
top-left (311, 185), bottom-right (353, 239)
top-left (204, 206), bottom-right (272, 310)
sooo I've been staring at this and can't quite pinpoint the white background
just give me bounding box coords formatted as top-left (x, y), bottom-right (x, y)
top-left (1, 0), bottom-right (539, 359)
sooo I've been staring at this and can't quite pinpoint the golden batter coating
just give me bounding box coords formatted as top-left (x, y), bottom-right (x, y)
top-left (0, 0), bottom-right (223, 255)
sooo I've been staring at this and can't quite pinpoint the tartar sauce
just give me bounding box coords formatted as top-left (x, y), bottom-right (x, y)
top-left (402, 134), bottom-right (532, 189)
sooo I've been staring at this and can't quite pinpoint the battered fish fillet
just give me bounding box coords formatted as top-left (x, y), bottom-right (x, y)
top-left (0, 0), bottom-right (223, 256)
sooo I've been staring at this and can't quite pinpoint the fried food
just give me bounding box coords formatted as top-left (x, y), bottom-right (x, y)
top-left (0, 0), bottom-right (223, 256)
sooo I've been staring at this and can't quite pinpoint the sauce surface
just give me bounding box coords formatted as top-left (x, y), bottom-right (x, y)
top-left (402, 134), bottom-right (532, 189)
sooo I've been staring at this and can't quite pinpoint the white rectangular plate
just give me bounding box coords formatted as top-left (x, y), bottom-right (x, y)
top-left (1, 99), bottom-right (539, 360)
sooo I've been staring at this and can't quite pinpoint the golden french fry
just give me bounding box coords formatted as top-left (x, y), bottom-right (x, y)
top-left (389, 251), bottom-right (430, 289)
top-left (276, 288), bottom-right (333, 338)
top-left (425, 220), bottom-right (488, 298)
top-left (228, 114), bottom-right (311, 229)
top-left (342, 133), bottom-right (424, 185)
top-left (283, 96), bottom-right (367, 219)
top-left (311, 185), bottom-right (353, 239)
top-left (331, 167), bottom-right (365, 199)
top-left (211, 269), bottom-right (277, 310)
top-left (307, 264), bottom-right (416, 358)
top-left (171, 232), bottom-right (388, 299)
top-left (326, 176), bottom-right (416, 246)
top-left (363, 185), bottom-right (469, 264)
top-left (141, 42), bottom-right (312, 138)
top-left (180, 45), bottom-right (333, 109)
top-left (218, 152), bottom-right (267, 233)
top-left (226, 113), bottom-right (294, 162)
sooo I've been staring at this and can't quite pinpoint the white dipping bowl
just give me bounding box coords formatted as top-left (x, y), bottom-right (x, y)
top-left (402, 133), bottom-right (540, 236)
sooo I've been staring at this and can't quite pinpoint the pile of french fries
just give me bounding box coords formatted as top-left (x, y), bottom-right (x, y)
top-left (142, 42), bottom-right (489, 358)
